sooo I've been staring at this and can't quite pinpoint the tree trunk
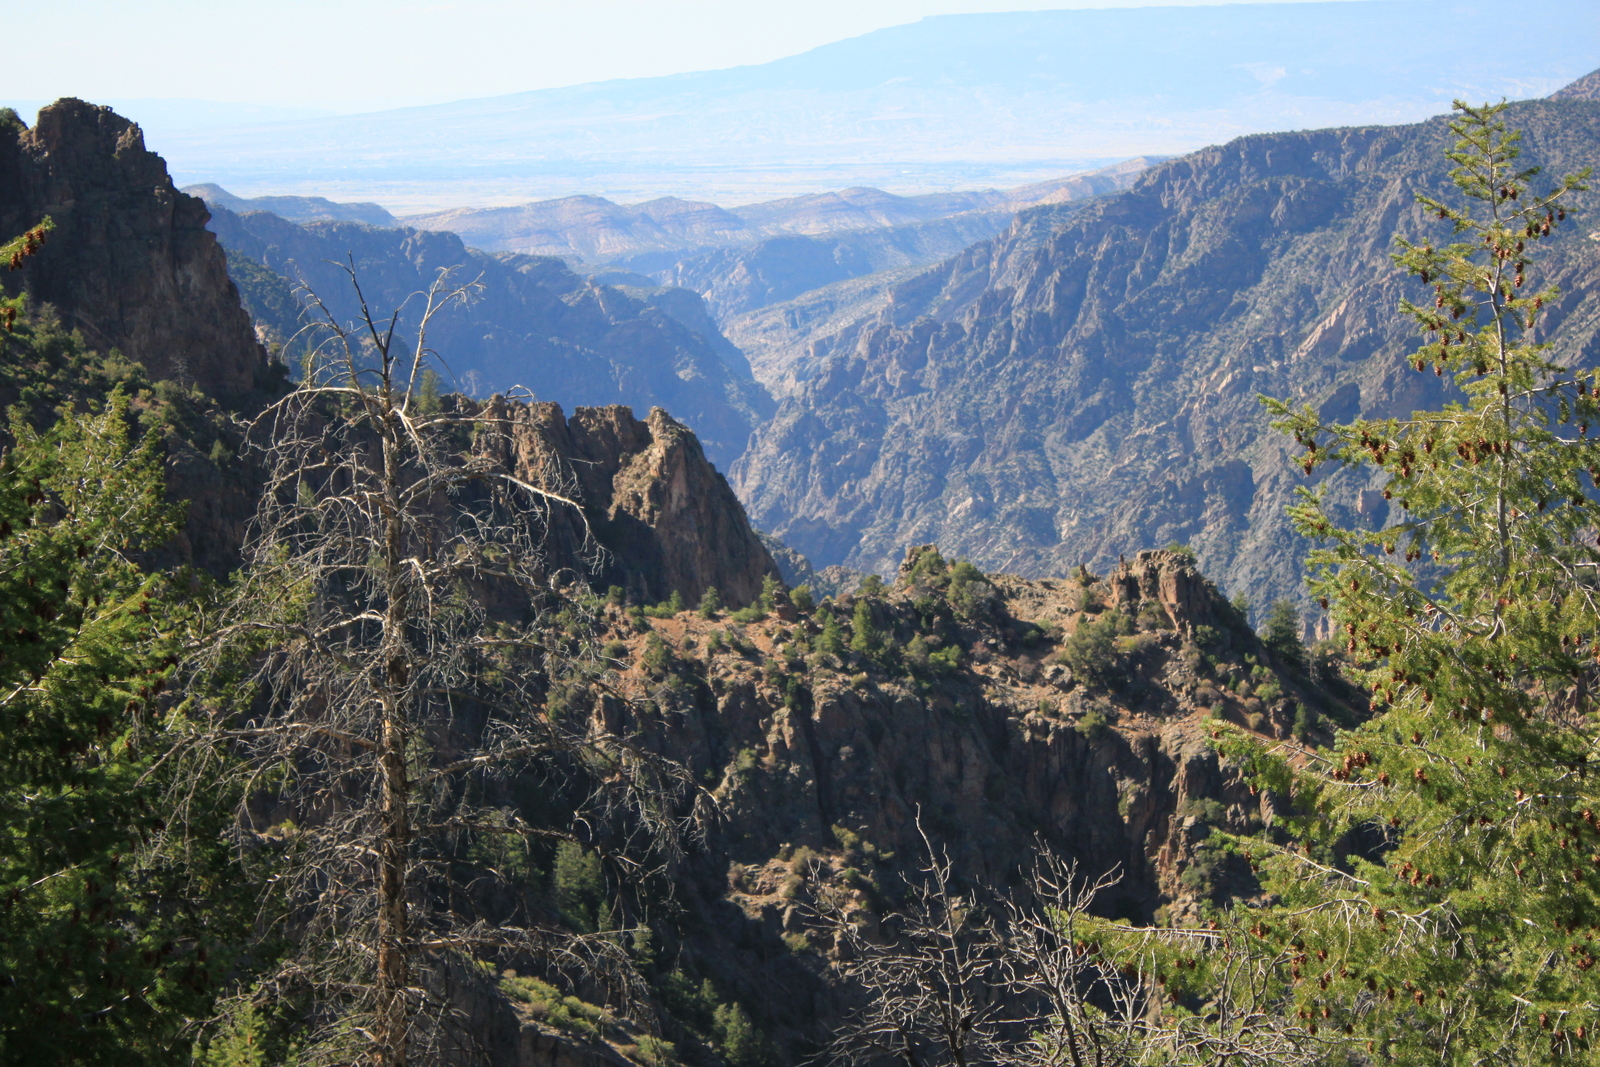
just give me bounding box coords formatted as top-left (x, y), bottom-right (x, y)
top-left (374, 408), bottom-right (413, 1067)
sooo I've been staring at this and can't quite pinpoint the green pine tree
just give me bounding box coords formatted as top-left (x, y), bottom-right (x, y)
top-left (713, 1001), bottom-right (771, 1067)
top-left (850, 599), bottom-right (881, 658)
top-left (1230, 100), bottom-right (1596, 1062)
top-left (0, 393), bottom-right (229, 1065)
top-left (817, 606), bottom-right (846, 657)
top-left (1261, 599), bottom-right (1307, 671)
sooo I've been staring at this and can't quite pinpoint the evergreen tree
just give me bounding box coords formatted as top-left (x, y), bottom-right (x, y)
top-left (713, 1002), bottom-right (771, 1067)
top-left (1231, 100), bottom-right (1596, 1063)
top-left (817, 606), bottom-right (846, 658)
top-left (1261, 598), bottom-right (1307, 670)
top-left (0, 394), bottom-right (228, 1064)
top-left (850, 599), bottom-right (881, 658)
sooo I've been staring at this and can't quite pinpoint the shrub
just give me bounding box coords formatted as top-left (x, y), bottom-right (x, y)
top-left (635, 1035), bottom-right (676, 1067)
top-left (730, 604), bottom-right (767, 624)
top-left (706, 629), bottom-right (725, 653)
top-left (601, 639), bottom-right (630, 663)
top-left (641, 632), bottom-right (672, 675)
top-left (928, 644), bottom-right (960, 673)
top-left (607, 584), bottom-right (626, 605)
top-left (698, 586), bottom-right (723, 619)
top-left (1075, 707), bottom-right (1111, 743)
top-left (759, 573), bottom-right (782, 611)
top-left (1061, 613), bottom-right (1129, 688)
top-left (1137, 598), bottom-right (1174, 630)
top-left (903, 546), bottom-right (950, 590)
top-left (642, 590), bottom-right (684, 618)
top-left (859, 573), bottom-right (885, 595)
top-left (788, 584), bottom-right (814, 612)
top-left (1177, 796), bottom-right (1226, 823)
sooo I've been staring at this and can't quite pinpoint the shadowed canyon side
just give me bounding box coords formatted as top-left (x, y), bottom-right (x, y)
top-left (202, 204), bottom-right (775, 470)
top-left (482, 547), bottom-right (1351, 1064)
top-left (731, 98), bottom-right (1600, 614)
top-left (0, 99), bottom-right (271, 399)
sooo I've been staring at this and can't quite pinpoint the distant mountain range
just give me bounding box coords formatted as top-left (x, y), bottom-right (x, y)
top-left (396, 159), bottom-right (1158, 261)
top-left (142, 0), bottom-right (1599, 209)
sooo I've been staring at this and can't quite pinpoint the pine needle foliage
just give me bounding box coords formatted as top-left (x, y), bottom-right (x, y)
top-left (0, 392), bottom-right (232, 1065)
top-left (1233, 100), bottom-right (1598, 1063)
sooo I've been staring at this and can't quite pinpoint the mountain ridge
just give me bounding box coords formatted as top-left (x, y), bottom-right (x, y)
top-left (730, 98), bottom-right (1600, 618)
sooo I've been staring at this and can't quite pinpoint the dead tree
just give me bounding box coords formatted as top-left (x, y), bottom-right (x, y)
top-left (818, 829), bottom-right (1329, 1067)
top-left (185, 265), bottom-right (690, 1066)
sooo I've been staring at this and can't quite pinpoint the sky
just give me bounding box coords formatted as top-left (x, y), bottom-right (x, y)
top-left (6, 0), bottom-right (1380, 115)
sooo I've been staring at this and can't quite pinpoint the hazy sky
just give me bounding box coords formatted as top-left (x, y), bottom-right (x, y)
top-left (8, 0), bottom-right (1378, 113)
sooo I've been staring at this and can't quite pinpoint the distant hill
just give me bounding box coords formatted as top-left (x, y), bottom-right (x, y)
top-left (1552, 67), bottom-right (1600, 102)
top-left (152, 0), bottom-right (1599, 207)
top-left (730, 98), bottom-right (1600, 616)
top-left (184, 183), bottom-right (396, 227)
top-left (400, 158), bottom-right (1160, 262)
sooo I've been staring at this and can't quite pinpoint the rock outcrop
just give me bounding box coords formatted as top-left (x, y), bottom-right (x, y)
top-left (0, 100), bottom-right (271, 399)
top-left (476, 399), bottom-right (780, 607)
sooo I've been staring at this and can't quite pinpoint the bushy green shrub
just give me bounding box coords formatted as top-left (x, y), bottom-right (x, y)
top-left (1075, 707), bottom-right (1111, 743)
top-left (1060, 612), bottom-right (1133, 688)
top-left (929, 644), bottom-right (960, 673)
top-left (697, 586), bottom-right (722, 619)
top-left (641, 632), bottom-right (672, 675)
top-left (788, 584), bottom-right (814, 612)
top-left (642, 590), bottom-right (685, 618)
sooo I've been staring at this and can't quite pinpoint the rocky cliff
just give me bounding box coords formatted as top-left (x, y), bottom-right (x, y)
top-left (731, 99), bottom-right (1600, 617)
top-left (0, 100), bottom-right (271, 399)
top-left (525, 547), bottom-right (1350, 1065)
top-left (473, 398), bottom-right (780, 607)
